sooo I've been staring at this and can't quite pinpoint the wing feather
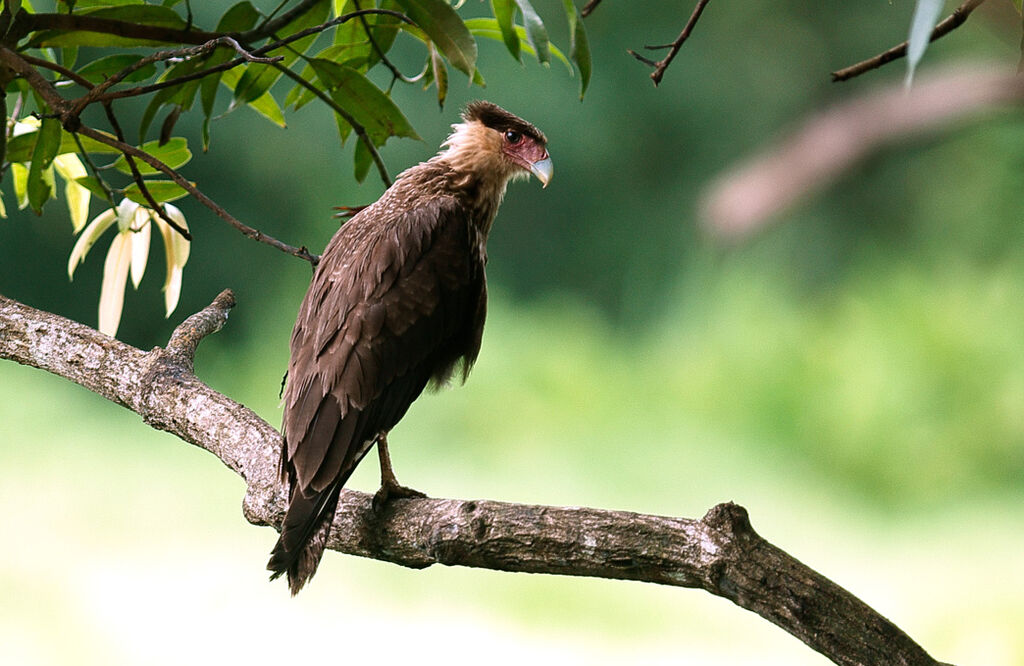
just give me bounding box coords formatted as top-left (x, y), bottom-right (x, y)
top-left (270, 194), bottom-right (487, 589)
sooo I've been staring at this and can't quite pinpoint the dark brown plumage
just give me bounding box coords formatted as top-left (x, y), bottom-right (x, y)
top-left (268, 101), bottom-right (552, 593)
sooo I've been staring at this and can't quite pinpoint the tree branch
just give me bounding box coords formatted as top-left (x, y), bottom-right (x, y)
top-left (580, 0), bottom-right (603, 19)
top-left (76, 122), bottom-right (320, 265)
top-left (700, 64), bottom-right (1024, 239)
top-left (0, 46), bottom-right (319, 266)
top-left (270, 62), bottom-right (393, 188)
top-left (101, 101), bottom-right (192, 241)
top-left (627, 0), bottom-right (711, 86)
top-left (0, 291), bottom-right (952, 666)
top-left (831, 0), bottom-right (987, 82)
top-left (20, 12), bottom-right (222, 47)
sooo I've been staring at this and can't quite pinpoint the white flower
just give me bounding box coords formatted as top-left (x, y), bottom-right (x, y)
top-left (69, 199), bottom-right (190, 337)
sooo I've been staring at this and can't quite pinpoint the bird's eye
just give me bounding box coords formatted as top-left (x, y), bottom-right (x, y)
top-left (504, 130), bottom-right (522, 144)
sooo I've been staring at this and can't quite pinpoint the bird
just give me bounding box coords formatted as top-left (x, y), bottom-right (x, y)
top-left (267, 101), bottom-right (552, 594)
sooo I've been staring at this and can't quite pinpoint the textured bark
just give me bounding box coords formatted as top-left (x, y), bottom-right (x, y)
top-left (0, 291), bottom-right (952, 666)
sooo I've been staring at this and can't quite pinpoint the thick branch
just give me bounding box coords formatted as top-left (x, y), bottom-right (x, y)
top-left (831, 0), bottom-right (987, 82)
top-left (20, 12), bottom-right (222, 46)
top-left (0, 292), bottom-right (951, 666)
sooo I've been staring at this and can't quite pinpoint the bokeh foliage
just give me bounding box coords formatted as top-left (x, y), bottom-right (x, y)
top-left (1, 1), bottom-right (1023, 664)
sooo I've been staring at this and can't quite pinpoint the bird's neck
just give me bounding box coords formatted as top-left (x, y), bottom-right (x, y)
top-left (431, 154), bottom-right (511, 237)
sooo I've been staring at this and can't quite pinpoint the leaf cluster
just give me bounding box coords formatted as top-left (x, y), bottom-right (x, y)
top-left (0, 0), bottom-right (589, 336)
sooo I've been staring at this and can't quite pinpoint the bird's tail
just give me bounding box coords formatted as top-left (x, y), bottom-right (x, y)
top-left (267, 480), bottom-right (342, 595)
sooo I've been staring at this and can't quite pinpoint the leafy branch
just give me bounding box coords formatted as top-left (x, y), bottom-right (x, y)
top-left (831, 0), bottom-right (988, 82)
top-left (0, 0), bottom-right (590, 336)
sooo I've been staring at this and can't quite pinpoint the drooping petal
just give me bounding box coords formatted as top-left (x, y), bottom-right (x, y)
top-left (130, 211), bottom-right (152, 289)
top-left (154, 208), bottom-right (189, 318)
top-left (116, 198), bottom-right (139, 232)
top-left (68, 207), bottom-right (117, 280)
top-left (98, 230), bottom-right (133, 337)
top-left (163, 203), bottom-right (191, 267)
top-left (164, 264), bottom-right (183, 318)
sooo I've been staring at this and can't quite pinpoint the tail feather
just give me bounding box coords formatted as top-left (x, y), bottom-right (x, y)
top-left (267, 481), bottom-right (342, 595)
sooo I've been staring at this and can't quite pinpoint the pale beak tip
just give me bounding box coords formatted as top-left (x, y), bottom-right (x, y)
top-left (529, 157), bottom-right (553, 188)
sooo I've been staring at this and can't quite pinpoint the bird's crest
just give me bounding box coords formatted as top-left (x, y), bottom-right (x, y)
top-left (461, 101), bottom-right (547, 145)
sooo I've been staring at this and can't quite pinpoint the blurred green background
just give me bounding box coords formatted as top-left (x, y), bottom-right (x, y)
top-left (2, 1), bottom-right (1023, 664)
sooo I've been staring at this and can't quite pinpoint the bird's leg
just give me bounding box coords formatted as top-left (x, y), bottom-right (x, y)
top-left (372, 431), bottom-right (426, 512)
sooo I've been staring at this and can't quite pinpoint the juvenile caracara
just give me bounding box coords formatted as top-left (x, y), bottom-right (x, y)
top-left (268, 101), bottom-right (552, 593)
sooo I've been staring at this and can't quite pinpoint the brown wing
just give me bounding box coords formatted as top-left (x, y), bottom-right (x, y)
top-left (268, 196), bottom-right (486, 592)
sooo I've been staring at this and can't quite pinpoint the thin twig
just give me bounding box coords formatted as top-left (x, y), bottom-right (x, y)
top-left (352, 0), bottom-right (417, 84)
top-left (72, 36), bottom-right (284, 116)
top-left (75, 123), bottom-right (319, 265)
top-left (831, 0), bottom-right (987, 82)
top-left (83, 9), bottom-right (412, 106)
top-left (627, 0), bottom-right (710, 86)
top-left (272, 62), bottom-right (393, 188)
top-left (18, 52), bottom-right (93, 88)
top-left (71, 132), bottom-right (118, 210)
top-left (101, 102), bottom-right (192, 241)
top-left (0, 46), bottom-right (318, 264)
top-left (580, 0), bottom-right (603, 18)
top-left (247, 0), bottom-right (324, 43)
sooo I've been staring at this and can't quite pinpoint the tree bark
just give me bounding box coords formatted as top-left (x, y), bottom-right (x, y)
top-left (0, 290), bottom-right (952, 666)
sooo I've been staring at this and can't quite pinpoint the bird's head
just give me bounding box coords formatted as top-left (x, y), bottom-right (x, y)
top-left (441, 101), bottom-right (552, 188)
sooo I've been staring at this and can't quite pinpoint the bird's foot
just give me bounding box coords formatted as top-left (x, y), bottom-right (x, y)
top-left (372, 480), bottom-right (427, 513)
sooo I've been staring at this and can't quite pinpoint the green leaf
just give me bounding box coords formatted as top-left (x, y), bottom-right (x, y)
top-left (562, 0), bottom-right (590, 98)
top-left (465, 19), bottom-right (572, 74)
top-left (113, 138), bottom-right (191, 175)
top-left (76, 54), bottom-right (157, 84)
top-left (68, 0), bottom-right (146, 7)
top-left (514, 0), bottom-right (549, 65)
top-left (429, 41), bottom-right (448, 108)
top-left (27, 118), bottom-right (62, 213)
top-left (246, 89), bottom-right (287, 127)
top-left (136, 57), bottom-right (206, 140)
top-left (219, 67), bottom-right (287, 127)
top-left (230, 0), bottom-right (329, 108)
top-left (4, 0), bottom-right (22, 17)
top-left (310, 59), bottom-right (420, 144)
top-left (905, 0), bottom-right (944, 88)
top-left (195, 4), bottom-right (261, 149)
top-left (81, 4), bottom-right (187, 27)
top-left (5, 128), bottom-right (119, 163)
top-left (61, 47), bottom-right (78, 71)
top-left (123, 180), bottom-right (190, 205)
top-left (216, 1), bottom-right (260, 32)
top-left (12, 163), bottom-right (29, 210)
top-left (393, 0), bottom-right (477, 76)
top-left (490, 0), bottom-right (520, 61)
top-left (74, 176), bottom-right (113, 199)
top-left (353, 134), bottom-right (372, 183)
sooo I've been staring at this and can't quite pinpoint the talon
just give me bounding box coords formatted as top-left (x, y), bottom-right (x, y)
top-left (372, 481), bottom-right (427, 513)
top-left (371, 431), bottom-right (426, 513)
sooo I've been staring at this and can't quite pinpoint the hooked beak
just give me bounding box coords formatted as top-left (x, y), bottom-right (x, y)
top-left (528, 156), bottom-right (553, 188)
